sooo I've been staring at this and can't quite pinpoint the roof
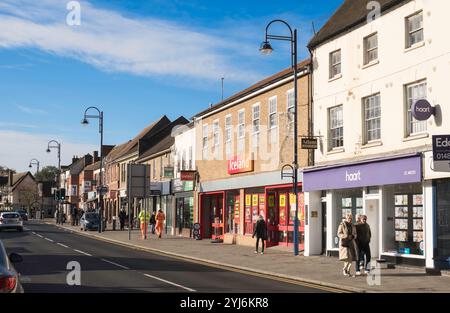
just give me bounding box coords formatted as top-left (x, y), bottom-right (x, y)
top-left (137, 134), bottom-right (174, 162)
top-left (308, 0), bottom-right (410, 48)
top-left (11, 172), bottom-right (35, 191)
top-left (84, 161), bottom-right (101, 171)
top-left (193, 59), bottom-right (311, 118)
top-left (110, 115), bottom-right (171, 162)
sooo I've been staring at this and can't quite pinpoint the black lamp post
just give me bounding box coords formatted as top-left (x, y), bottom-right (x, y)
top-left (29, 158), bottom-right (40, 173)
top-left (47, 140), bottom-right (61, 219)
top-left (82, 106), bottom-right (104, 233)
top-left (260, 19), bottom-right (300, 256)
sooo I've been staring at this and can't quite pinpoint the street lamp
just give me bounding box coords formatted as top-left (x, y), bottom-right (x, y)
top-left (28, 159), bottom-right (40, 173)
top-left (82, 106), bottom-right (104, 233)
top-left (261, 19), bottom-right (300, 256)
top-left (47, 140), bottom-right (61, 221)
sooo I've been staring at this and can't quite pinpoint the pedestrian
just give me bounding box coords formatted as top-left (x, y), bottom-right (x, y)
top-left (138, 209), bottom-right (151, 239)
top-left (54, 210), bottom-right (59, 224)
top-left (355, 215), bottom-right (372, 276)
top-left (71, 206), bottom-right (77, 226)
top-left (338, 213), bottom-right (358, 277)
top-left (156, 209), bottom-right (165, 238)
top-left (149, 211), bottom-right (156, 234)
top-left (252, 215), bottom-right (267, 255)
top-left (119, 209), bottom-right (127, 231)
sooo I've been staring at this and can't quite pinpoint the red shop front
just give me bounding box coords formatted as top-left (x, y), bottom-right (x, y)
top-left (264, 184), bottom-right (305, 250)
top-left (199, 191), bottom-right (226, 240)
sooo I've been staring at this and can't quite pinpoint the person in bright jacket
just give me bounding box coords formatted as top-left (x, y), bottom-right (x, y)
top-left (156, 209), bottom-right (165, 238)
top-left (138, 210), bottom-right (151, 239)
top-left (252, 215), bottom-right (267, 255)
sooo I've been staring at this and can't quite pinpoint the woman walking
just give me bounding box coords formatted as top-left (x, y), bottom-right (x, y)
top-left (338, 213), bottom-right (358, 277)
top-left (252, 215), bottom-right (267, 255)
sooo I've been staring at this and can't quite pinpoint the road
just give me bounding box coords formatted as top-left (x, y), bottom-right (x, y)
top-left (0, 220), bottom-right (333, 293)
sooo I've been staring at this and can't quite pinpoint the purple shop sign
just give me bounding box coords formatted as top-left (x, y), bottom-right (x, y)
top-left (303, 155), bottom-right (422, 192)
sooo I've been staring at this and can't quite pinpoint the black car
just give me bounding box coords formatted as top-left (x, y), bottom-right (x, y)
top-left (17, 210), bottom-right (28, 222)
top-left (0, 240), bottom-right (24, 293)
top-left (80, 212), bottom-right (100, 231)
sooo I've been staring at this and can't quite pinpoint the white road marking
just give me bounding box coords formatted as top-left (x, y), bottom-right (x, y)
top-left (45, 238), bottom-right (54, 243)
top-left (57, 243), bottom-right (69, 248)
top-left (36, 234), bottom-right (44, 238)
top-left (143, 273), bottom-right (196, 292)
top-left (32, 232), bottom-right (37, 235)
top-left (101, 259), bottom-right (130, 270)
top-left (74, 249), bottom-right (92, 257)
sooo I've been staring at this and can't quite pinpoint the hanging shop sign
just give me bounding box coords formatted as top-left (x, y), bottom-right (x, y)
top-left (163, 167), bottom-right (174, 179)
top-left (432, 135), bottom-right (450, 172)
top-left (412, 99), bottom-right (435, 121)
top-left (303, 155), bottom-right (421, 192)
top-left (301, 138), bottom-right (318, 150)
top-left (180, 170), bottom-right (196, 181)
top-left (228, 155), bottom-right (254, 175)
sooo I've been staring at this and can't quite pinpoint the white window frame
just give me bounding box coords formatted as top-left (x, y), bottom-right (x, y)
top-left (405, 80), bottom-right (427, 136)
top-left (363, 33), bottom-right (378, 65)
top-left (328, 105), bottom-right (344, 150)
top-left (202, 124), bottom-right (209, 158)
top-left (329, 49), bottom-right (341, 79)
top-left (238, 109), bottom-right (245, 139)
top-left (225, 114), bottom-right (232, 143)
top-left (405, 11), bottom-right (424, 48)
top-left (268, 96), bottom-right (278, 129)
top-left (363, 93), bottom-right (381, 143)
top-left (213, 119), bottom-right (220, 148)
top-left (252, 103), bottom-right (260, 147)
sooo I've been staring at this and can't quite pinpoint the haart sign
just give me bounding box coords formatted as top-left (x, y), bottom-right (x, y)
top-left (412, 99), bottom-right (435, 121)
top-left (303, 155), bottom-right (421, 191)
top-left (227, 155), bottom-right (254, 175)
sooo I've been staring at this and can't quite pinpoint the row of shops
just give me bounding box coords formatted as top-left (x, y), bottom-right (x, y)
top-left (197, 152), bottom-right (450, 270)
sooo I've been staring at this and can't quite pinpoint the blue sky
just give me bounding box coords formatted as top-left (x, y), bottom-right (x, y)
top-left (0, 0), bottom-right (343, 172)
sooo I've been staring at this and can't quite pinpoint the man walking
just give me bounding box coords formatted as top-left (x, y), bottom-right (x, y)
top-left (355, 215), bottom-right (372, 275)
top-left (252, 215), bottom-right (267, 255)
top-left (138, 209), bottom-right (150, 239)
top-left (119, 209), bottom-right (127, 231)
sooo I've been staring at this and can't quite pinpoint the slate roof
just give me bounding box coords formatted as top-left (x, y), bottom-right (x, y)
top-left (308, 0), bottom-right (410, 48)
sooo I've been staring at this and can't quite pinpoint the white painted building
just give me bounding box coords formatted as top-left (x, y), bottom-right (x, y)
top-left (304, 0), bottom-right (450, 270)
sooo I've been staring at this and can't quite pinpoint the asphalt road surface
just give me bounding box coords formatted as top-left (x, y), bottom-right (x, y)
top-left (0, 221), bottom-right (335, 293)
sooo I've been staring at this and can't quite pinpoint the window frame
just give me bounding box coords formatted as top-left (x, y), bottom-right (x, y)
top-left (329, 49), bottom-right (342, 79)
top-left (328, 105), bottom-right (344, 150)
top-left (202, 123), bottom-right (209, 158)
top-left (212, 119), bottom-right (220, 148)
top-left (362, 93), bottom-right (381, 144)
top-left (238, 109), bottom-right (245, 139)
top-left (405, 79), bottom-right (427, 136)
top-left (405, 11), bottom-right (424, 48)
top-left (363, 32), bottom-right (378, 65)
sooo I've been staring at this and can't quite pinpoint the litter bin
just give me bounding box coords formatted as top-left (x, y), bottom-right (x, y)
top-left (112, 216), bottom-right (117, 231)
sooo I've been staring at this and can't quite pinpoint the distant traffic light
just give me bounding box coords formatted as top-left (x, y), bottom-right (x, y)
top-left (54, 189), bottom-right (60, 201)
top-left (60, 188), bottom-right (66, 201)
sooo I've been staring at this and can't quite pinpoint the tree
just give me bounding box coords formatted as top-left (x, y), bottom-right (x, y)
top-left (0, 165), bottom-right (15, 176)
top-left (35, 166), bottom-right (59, 182)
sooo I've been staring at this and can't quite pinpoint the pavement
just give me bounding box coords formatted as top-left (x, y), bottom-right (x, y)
top-left (0, 221), bottom-right (333, 293)
top-left (37, 218), bottom-right (450, 293)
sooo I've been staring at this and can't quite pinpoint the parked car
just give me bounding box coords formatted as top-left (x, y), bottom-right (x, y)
top-left (80, 212), bottom-right (100, 231)
top-left (0, 212), bottom-right (23, 232)
top-left (0, 240), bottom-right (24, 293)
top-left (17, 210), bottom-right (28, 222)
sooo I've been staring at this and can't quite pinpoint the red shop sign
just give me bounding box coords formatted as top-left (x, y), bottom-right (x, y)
top-left (227, 155), bottom-right (254, 175)
top-left (180, 171), bottom-right (196, 181)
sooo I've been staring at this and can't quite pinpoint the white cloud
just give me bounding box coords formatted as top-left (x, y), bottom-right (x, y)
top-left (0, 0), bottom-right (261, 83)
top-left (0, 130), bottom-right (97, 173)
top-left (15, 104), bottom-right (48, 115)
top-left (0, 122), bottom-right (38, 128)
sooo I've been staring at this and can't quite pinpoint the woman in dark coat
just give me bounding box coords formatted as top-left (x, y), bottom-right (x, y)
top-left (252, 215), bottom-right (267, 255)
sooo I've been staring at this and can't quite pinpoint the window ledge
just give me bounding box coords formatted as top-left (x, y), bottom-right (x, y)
top-left (328, 74), bottom-right (342, 83)
top-left (362, 60), bottom-right (379, 69)
top-left (327, 147), bottom-right (345, 155)
top-left (405, 41), bottom-right (425, 53)
top-left (361, 140), bottom-right (383, 149)
top-left (403, 133), bottom-right (429, 142)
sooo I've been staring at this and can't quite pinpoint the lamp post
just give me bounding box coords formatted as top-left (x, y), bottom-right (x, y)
top-left (47, 140), bottom-right (61, 221)
top-left (260, 19), bottom-right (300, 256)
top-left (82, 106), bottom-right (104, 233)
top-left (28, 159), bottom-right (40, 173)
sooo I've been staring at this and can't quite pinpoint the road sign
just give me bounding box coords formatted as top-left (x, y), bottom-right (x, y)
top-left (127, 164), bottom-right (151, 198)
top-left (301, 138), bottom-right (318, 149)
top-left (97, 186), bottom-right (109, 196)
top-left (432, 135), bottom-right (450, 172)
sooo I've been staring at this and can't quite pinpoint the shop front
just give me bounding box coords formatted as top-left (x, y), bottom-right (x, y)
top-left (304, 154), bottom-right (426, 266)
top-left (173, 177), bottom-right (195, 237)
top-left (198, 169), bottom-right (305, 250)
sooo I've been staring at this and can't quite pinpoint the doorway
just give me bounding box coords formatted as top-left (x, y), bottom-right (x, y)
top-left (365, 198), bottom-right (379, 258)
top-left (321, 201), bottom-right (327, 255)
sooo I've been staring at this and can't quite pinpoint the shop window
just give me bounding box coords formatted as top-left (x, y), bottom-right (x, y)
top-left (436, 180), bottom-right (450, 260)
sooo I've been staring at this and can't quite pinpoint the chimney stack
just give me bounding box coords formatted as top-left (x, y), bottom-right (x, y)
top-left (93, 151), bottom-right (99, 163)
top-left (9, 170), bottom-right (13, 187)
